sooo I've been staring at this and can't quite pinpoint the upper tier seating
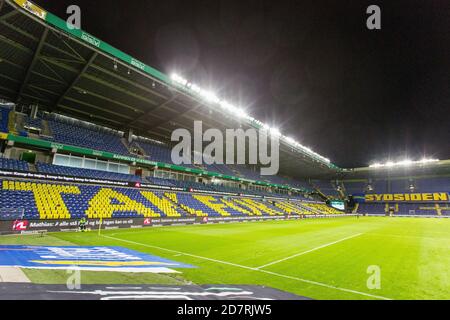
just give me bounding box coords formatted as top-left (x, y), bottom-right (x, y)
top-left (24, 116), bottom-right (43, 130)
top-left (0, 157), bottom-right (29, 171)
top-left (133, 140), bottom-right (172, 163)
top-left (367, 180), bottom-right (389, 193)
top-left (312, 180), bottom-right (339, 197)
top-left (0, 105), bottom-right (11, 133)
top-left (44, 116), bottom-right (130, 156)
top-left (343, 181), bottom-right (368, 195)
top-left (414, 177), bottom-right (450, 192)
top-left (36, 163), bottom-right (142, 183)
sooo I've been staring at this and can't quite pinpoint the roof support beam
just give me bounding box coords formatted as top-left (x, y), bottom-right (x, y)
top-left (90, 63), bottom-right (206, 113)
top-left (16, 28), bottom-right (48, 103)
top-left (0, 20), bottom-right (37, 42)
top-left (41, 56), bottom-right (161, 108)
top-left (152, 102), bottom-right (204, 129)
top-left (127, 95), bottom-right (178, 126)
top-left (54, 52), bottom-right (97, 110)
top-left (51, 30), bottom-right (86, 63)
top-left (0, 32), bottom-right (33, 54)
top-left (71, 85), bottom-right (143, 114)
top-left (63, 96), bottom-right (136, 121)
top-left (89, 64), bottom-right (169, 101)
top-left (0, 9), bottom-right (17, 22)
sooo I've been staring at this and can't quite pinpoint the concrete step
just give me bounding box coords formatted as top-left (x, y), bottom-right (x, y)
top-left (0, 267), bottom-right (31, 283)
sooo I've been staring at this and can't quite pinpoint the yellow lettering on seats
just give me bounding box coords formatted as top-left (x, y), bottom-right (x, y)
top-left (239, 199), bottom-right (282, 216)
top-left (193, 195), bottom-right (231, 216)
top-left (220, 199), bottom-right (252, 215)
top-left (422, 193), bottom-right (432, 201)
top-left (85, 188), bottom-right (159, 219)
top-left (411, 193), bottom-right (421, 201)
top-left (2, 181), bottom-right (79, 219)
top-left (275, 201), bottom-right (302, 215)
top-left (374, 194), bottom-right (383, 201)
top-left (164, 192), bottom-right (178, 203)
top-left (140, 191), bottom-right (181, 217)
top-left (394, 194), bottom-right (404, 201)
top-left (434, 193), bottom-right (448, 201)
top-left (232, 199), bottom-right (263, 215)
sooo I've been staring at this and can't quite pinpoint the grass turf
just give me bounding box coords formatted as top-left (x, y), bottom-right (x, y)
top-left (0, 216), bottom-right (449, 300)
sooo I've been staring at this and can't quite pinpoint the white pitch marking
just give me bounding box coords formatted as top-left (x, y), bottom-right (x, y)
top-left (255, 233), bottom-right (363, 269)
top-left (101, 235), bottom-right (258, 271)
top-left (101, 234), bottom-right (391, 300)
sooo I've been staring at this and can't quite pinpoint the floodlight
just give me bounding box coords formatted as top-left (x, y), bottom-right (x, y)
top-left (285, 137), bottom-right (296, 145)
top-left (269, 127), bottom-right (281, 136)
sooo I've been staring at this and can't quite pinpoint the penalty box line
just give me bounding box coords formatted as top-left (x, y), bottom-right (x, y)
top-left (101, 234), bottom-right (391, 300)
top-left (255, 233), bottom-right (364, 270)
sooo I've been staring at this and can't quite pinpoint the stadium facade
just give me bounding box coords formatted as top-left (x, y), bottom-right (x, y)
top-left (0, 0), bottom-right (449, 234)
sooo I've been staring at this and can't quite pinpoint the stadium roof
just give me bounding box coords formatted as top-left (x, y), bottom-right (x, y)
top-left (340, 159), bottom-right (450, 180)
top-left (0, 0), bottom-right (341, 179)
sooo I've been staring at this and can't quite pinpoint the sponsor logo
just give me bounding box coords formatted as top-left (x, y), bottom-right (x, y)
top-left (50, 143), bottom-right (64, 150)
top-left (15, 0), bottom-right (47, 20)
top-left (0, 245), bottom-right (194, 272)
top-left (143, 218), bottom-right (152, 225)
top-left (130, 58), bottom-right (146, 71)
top-left (81, 32), bottom-right (101, 47)
top-left (12, 220), bottom-right (29, 231)
top-left (364, 192), bottom-right (449, 202)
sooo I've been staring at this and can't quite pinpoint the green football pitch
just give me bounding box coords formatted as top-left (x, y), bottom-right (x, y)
top-left (1, 216), bottom-right (449, 300)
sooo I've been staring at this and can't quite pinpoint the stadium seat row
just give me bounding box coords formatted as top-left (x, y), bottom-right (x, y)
top-left (0, 179), bottom-right (338, 220)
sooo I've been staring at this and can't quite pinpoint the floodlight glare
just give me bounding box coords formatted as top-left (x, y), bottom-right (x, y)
top-left (269, 127), bottom-right (281, 137)
top-left (170, 72), bottom-right (334, 165)
top-left (369, 158), bottom-right (439, 168)
top-left (286, 137), bottom-right (296, 145)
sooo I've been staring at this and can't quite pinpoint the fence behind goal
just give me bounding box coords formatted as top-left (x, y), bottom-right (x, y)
top-left (0, 208), bottom-right (25, 221)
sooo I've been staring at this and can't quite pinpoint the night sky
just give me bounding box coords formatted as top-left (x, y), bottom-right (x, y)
top-left (33, 0), bottom-right (450, 168)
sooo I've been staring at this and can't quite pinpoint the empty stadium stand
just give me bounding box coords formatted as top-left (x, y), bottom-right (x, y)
top-left (43, 115), bottom-right (130, 156)
top-left (36, 163), bottom-right (142, 183)
top-left (0, 179), bottom-right (336, 220)
top-left (0, 105), bottom-right (11, 133)
top-left (312, 180), bottom-right (339, 197)
top-left (356, 202), bottom-right (447, 216)
top-left (132, 139), bottom-right (172, 163)
top-left (0, 157), bottom-right (29, 171)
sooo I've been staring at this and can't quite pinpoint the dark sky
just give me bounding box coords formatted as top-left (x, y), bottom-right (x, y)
top-left (33, 0), bottom-right (450, 168)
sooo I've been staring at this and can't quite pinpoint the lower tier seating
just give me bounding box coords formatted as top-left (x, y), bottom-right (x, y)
top-left (0, 179), bottom-right (339, 220)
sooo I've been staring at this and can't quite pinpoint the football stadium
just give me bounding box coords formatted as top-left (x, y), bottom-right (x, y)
top-left (0, 0), bottom-right (449, 304)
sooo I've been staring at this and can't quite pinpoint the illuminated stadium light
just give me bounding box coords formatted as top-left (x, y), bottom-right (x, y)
top-left (420, 158), bottom-right (439, 164)
top-left (385, 161), bottom-right (395, 167)
top-left (285, 137), bottom-right (296, 145)
top-left (171, 72), bottom-right (332, 165)
top-left (269, 127), bottom-right (281, 137)
top-left (369, 158), bottom-right (439, 168)
top-left (170, 73), bottom-right (188, 86)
